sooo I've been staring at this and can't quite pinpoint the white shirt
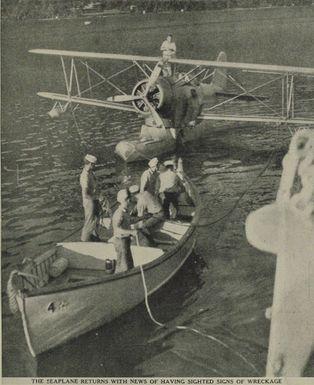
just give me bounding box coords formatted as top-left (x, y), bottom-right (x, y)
top-left (140, 168), bottom-right (159, 195)
top-left (136, 191), bottom-right (163, 217)
top-left (158, 169), bottom-right (182, 193)
top-left (160, 40), bottom-right (176, 59)
top-left (80, 167), bottom-right (97, 203)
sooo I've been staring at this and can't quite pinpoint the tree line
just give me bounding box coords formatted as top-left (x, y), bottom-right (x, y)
top-left (1, 0), bottom-right (313, 20)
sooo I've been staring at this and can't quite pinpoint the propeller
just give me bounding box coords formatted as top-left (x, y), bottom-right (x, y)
top-left (107, 60), bottom-right (165, 128)
top-left (142, 96), bottom-right (164, 128)
top-left (142, 61), bottom-right (163, 96)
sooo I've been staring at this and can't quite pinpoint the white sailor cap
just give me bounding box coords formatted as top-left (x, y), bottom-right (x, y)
top-left (85, 154), bottom-right (97, 164)
top-left (148, 157), bottom-right (159, 168)
top-left (117, 189), bottom-right (130, 203)
top-left (164, 159), bottom-right (176, 167)
top-left (129, 185), bottom-right (140, 194)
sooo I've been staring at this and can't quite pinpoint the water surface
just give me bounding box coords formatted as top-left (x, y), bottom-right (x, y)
top-left (2, 6), bottom-right (314, 377)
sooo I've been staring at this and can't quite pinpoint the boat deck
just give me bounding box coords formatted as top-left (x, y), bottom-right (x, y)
top-left (44, 219), bottom-right (191, 287)
top-left (14, 173), bottom-right (198, 296)
top-left (18, 206), bottom-right (195, 295)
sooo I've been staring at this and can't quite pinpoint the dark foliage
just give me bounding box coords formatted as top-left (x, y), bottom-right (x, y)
top-left (1, 0), bottom-right (313, 19)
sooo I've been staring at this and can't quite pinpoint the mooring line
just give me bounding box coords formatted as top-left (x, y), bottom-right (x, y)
top-left (194, 149), bottom-right (276, 228)
top-left (139, 265), bottom-right (260, 375)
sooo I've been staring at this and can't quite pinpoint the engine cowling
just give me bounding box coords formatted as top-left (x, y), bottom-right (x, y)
top-left (131, 78), bottom-right (174, 118)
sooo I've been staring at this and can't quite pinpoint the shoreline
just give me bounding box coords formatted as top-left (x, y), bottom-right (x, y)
top-left (2, 4), bottom-right (314, 23)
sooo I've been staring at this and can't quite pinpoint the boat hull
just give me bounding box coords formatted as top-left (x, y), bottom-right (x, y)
top-left (18, 232), bottom-right (196, 355)
top-left (14, 176), bottom-right (200, 356)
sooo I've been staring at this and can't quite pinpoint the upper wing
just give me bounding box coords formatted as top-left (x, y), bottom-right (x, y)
top-left (29, 49), bottom-right (314, 76)
top-left (171, 58), bottom-right (314, 76)
top-left (29, 49), bottom-right (161, 64)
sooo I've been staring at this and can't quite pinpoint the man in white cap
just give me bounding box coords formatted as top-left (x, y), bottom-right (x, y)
top-left (112, 189), bottom-right (137, 273)
top-left (129, 185), bottom-right (164, 245)
top-left (140, 157), bottom-right (159, 196)
top-left (80, 154), bottom-right (99, 242)
top-left (158, 159), bottom-right (184, 219)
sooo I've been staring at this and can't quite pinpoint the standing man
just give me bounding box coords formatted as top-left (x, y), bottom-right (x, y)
top-left (160, 34), bottom-right (176, 60)
top-left (158, 159), bottom-right (184, 219)
top-left (112, 189), bottom-right (137, 273)
top-left (160, 34), bottom-right (176, 77)
top-left (140, 157), bottom-right (159, 196)
top-left (184, 88), bottom-right (202, 128)
top-left (80, 154), bottom-right (99, 242)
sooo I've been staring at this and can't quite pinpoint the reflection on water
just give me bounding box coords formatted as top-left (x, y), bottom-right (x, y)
top-left (2, 6), bottom-right (314, 377)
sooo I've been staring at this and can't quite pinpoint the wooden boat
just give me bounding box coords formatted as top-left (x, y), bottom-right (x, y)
top-left (8, 176), bottom-right (200, 357)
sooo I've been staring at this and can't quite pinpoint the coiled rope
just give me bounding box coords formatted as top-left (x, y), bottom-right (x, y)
top-left (7, 271), bottom-right (20, 314)
top-left (6, 270), bottom-right (40, 315)
top-left (6, 269), bottom-right (44, 356)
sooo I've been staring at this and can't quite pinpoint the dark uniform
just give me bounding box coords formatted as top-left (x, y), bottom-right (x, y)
top-left (140, 168), bottom-right (159, 196)
top-left (112, 206), bottom-right (134, 273)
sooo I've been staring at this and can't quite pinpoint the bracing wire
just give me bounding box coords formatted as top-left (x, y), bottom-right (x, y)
top-left (70, 106), bottom-right (87, 146)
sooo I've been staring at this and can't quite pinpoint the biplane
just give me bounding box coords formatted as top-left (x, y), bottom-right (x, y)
top-left (30, 48), bottom-right (314, 161)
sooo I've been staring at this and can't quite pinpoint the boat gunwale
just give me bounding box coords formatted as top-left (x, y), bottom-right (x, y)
top-left (22, 176), bottom-right (201, 298)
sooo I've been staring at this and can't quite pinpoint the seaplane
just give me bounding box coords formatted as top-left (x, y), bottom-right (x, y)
top-left (29, 48), bottom-right (314, 162)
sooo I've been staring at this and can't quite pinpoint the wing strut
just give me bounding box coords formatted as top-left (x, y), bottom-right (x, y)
top-left (205, 74), bottom-right (284, 113)
top-left (226, 73), bottom-right (282, 118)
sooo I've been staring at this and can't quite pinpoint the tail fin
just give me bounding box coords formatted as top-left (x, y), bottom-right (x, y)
top-left (211, 51), bottom-right (227, 92)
